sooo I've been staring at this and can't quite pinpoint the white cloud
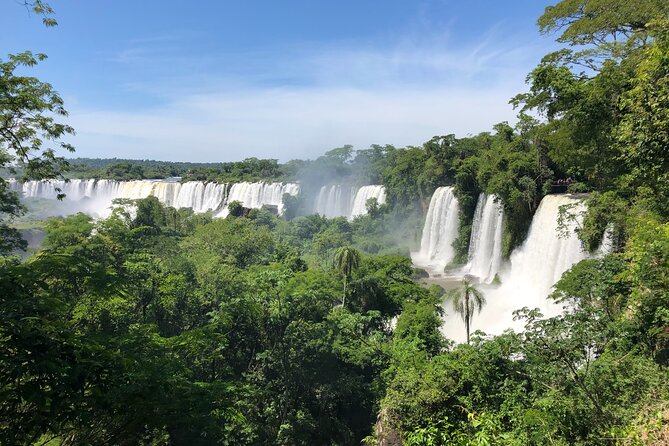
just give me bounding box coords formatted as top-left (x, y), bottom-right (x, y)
top-left (67, 29), bottom-right (545, 162)
top-left (69, 85), bottom-right (521, 162)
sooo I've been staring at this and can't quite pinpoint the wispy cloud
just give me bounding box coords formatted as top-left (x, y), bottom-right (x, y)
top-left (69, 26), bottom-right (547, 162)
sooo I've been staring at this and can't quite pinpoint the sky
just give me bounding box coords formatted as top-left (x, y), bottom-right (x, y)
top-left (1, 1), bottom-right (559, 162)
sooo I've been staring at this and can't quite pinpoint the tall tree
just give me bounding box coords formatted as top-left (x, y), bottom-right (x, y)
top-left (615, 21), bottom-right (669, 217)
top-left (448, 279), bottom-right (486, 344)
top-left (333, 246), bottom-right (361, 307)
top-left (1, 2), bottom-right (74, 254)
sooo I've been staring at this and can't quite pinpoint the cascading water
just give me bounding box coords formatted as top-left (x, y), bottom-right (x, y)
top-left (172, 182), bottom-right (228, 214)
top-left (312, 184), bottom-right (386, 219)
top-left (463, 194), bottom-right (504, 283)
top-left (441, 194), bottom-right (589, 342)
top-left (313, 185), bottom-right (356, 218)
top-left (411, 187), bottom-right (460, 273)
top-left (215, 182), bottom-right (300, 217)
top-left (17, 179), bottom-right (297, 218)
top-left (350, 185), bottom-right (386, 218)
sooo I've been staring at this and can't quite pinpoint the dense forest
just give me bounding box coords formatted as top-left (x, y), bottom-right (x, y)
top-left (2, 0), bottom-right (669, 445)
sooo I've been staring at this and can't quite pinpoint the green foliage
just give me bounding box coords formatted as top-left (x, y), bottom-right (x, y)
top-left (226, 199), bottom-right (244, 217)
top-left (580, 191), bottom-right (628, 252)
top-left (538, 0), bottom-right (668, 51)
top-left (0, 51), bottom-right (74, 254)
top-left (65, 156), bottom-right (289, 183)
top-left (104, 160), bottom-right (146, 180)
top-left (474, 122), bottom-right (543, 254)
top-left (394, 292), bottom-right (445, 357)
top-left (616, 22), bottom-right (669, 217)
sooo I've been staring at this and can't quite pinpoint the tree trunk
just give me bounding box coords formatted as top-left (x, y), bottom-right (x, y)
top-left (465, 292), bottom-right (471, 344)
top-left (342, 276), bottom-right (347, 307)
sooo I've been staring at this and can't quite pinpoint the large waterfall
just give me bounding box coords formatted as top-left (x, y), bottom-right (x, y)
top-left (499, 194), bottom-right (587, 306)
top-left (411, 187), bottom-right (460, 273)
top-left (463, 194), bottom-right (504, 283)
top-left (440, 194), bottom-right (589, 342)
top-left (313, 184), bottom-right (386, 219)
top-left (17, 179), bottom-right (298, 217)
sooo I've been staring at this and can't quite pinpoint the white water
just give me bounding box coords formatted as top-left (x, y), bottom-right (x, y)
top-left (463, 194), bottom-right (504, 283)
top-left (313, 185), bottom-right (356, 218)
top-left (216, 182), bottom-right (300, 217)
top-left (312, 184), bottom-right (386, 219)
top-left (411, 187), bottom-right (460, 273)
top-left (441, 194), bottom-right (589, 343)
top-left (17, 179), bottom-right (298, 218)
top-left (350, 185), bottom-right (386, 219)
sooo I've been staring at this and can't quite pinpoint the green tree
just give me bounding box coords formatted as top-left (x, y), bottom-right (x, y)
top-left (616, 22), bottom-right (669, 217)
top-left (447, 279), bottom-right (486, 344)
top-left (0, 52), bottom-right (75, 253)
top-left (133, 196), bottom-right (166, 231)
top-left (538, 0), bottom-right (669, 64)
top-left (227, 200), bottom-right (244, 217)
top-left (333, 246), bottom-right (361, 307)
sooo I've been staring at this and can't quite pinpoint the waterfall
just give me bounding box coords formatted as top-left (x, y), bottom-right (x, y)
top-left (21, 178), bottom-right (99, 201)
top-left (215, 182), bottom-right (300, 217)
top-left (441, 194), bottom-right (589, 342)
top-left (172, 182), bottom-right (228, 214)
top-left (17, 179), bottom-right (297, 218)
top-left (313, 185), bottom-right (356, 218)
top-left (411, 187), bottom-right (460, 273)
top-left (350, 185), bottom-right (386, 218)
top-left (501, 194), bottom-right (587, 304)
top-left (312, 184), bottom-right (386, 219)
top-left (463, 194), bottom-right (504, 283)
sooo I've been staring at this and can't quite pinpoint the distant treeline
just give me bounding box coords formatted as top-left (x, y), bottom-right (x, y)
top-left (63, 157), bottom-right (291, 183)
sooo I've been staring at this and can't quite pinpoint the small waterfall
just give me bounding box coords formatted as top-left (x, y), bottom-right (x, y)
top-left (216, 182), bottom-right (299, 217)
top-left (313, 185), bottom-right (356, 218)
top-left (350, 185), bottom-right (386, 218)
top-left (411, 187), bottom-right (460, 273)
top-left (596, 224), bottom-right (616, 257)
top-left (463, 194), bottom-right (504, 283)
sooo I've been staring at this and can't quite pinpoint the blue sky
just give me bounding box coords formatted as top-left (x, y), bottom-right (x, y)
top-left (2, 1), bottom-right (559, 162)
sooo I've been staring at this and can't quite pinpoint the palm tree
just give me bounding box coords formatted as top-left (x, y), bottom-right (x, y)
top-left (333, 246), bottom-right (361, 307)
top-left (447, 279), bottom-right (486, 344)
